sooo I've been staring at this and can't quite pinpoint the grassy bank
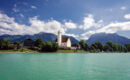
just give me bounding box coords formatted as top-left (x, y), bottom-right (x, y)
top-left (0, 49), bottom-right (85, 53)
top-left (0, 48), bottom-right (38, 53)
top-left (57, 49), bottom-right (85, 53)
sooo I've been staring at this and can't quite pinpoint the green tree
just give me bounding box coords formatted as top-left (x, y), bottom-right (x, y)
top-left (89, 45), bottom-right (96, 52)
top-left (52, 42), bottom-right (58, 52)
top-left (41, 41), bottom-right (52, 52)
top-left (79, 40), bottom-right (89, 51)
top-left (112, 43), bottom-right (118, 52)
top-left (0, 38), bottom-right (5, 49)
top-left (13, 41), bottom-right (20, 50)
top-left (41, 41), bottom-right (58, 52)
top-left (121, 46), bottom-right (128, 52)
top-left (103, 41), bottom-right (113, 52)
top-left (4, 40), bottom-right (12, 49)
top-left (91, 42), bottom-right (103, 51)
top-left (125, 44), bottom-right (130, 52)
top-left (34, 38), bottom-right (44, 49)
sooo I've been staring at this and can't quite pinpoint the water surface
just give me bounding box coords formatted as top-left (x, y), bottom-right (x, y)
top-left (0, 53), bottom-right (130, 80)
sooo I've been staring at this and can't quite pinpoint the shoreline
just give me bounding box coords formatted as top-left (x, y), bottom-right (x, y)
top-left (0, 50), bottom-right (38, 53)
top-left (0, 49), bottom-right (85, 53)
top-left (0, 50), bottom-right (129, 54)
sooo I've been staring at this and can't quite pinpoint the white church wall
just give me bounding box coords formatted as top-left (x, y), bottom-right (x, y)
top-left (66, 39), bottom-right (71, 47)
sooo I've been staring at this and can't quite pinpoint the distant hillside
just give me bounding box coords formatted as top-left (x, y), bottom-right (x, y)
top-left (0, 32), bottom-right (79, 44)
top-left (86, 33), bottom-right (130, 45)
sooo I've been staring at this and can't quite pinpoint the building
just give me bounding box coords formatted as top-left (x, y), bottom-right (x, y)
top-left (56, 31), bottom-right (71, 48)
top-left (23, 38), bottom-right (34, 48)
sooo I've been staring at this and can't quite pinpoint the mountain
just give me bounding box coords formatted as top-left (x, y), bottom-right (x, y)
top-left (0, 32), bottom-right (79, 44)
top-left (86, 33), bottom-right (130, 45)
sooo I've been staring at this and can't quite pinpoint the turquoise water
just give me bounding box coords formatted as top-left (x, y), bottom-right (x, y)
top-left (0, 53), bottom-right (130, 80)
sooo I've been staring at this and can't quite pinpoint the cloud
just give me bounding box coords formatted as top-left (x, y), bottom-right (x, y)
top-left (124, 14), bottom-right (130, 19)
top-left (12, 8), bottom-right (19, 12)
top-left (81, 21), bottom-right (130, 39)
top-left (64, 21), bottom-right (77, 29)
top-left (81, 31), bottom-right (95, 40)
top-left (0, 13), bottom-right (66, 35)
top-left (1, 13), bottom-right (130, 40)
top-left (12, 4), bottom-right (19, 12)
top-left (29, 16), bottom-right (66, 34)
top-left (79, 14), bottom-right (103, 30)
top-left (64, 33), bottom-right (79, 38)
top-left (19, 14), bottom-right (24, 18)
top-left (121, 6), bottom-right (126, 10)
top-left (31, 5), bottom-right (37, 9)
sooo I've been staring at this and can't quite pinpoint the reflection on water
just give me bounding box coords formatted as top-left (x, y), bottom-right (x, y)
top-left (0, 53), bottom-right (130, 80)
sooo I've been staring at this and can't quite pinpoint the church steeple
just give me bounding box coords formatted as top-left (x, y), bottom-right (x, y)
top-left (57, 30), bottom-right (62, 46)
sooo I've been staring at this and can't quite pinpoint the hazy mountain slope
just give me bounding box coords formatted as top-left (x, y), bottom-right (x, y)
top-left (86, 33), bottom-right (130, 45)
top-left (0, 32), bottom-right (79, 44)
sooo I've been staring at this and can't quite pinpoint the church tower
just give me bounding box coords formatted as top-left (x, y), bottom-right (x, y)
top-left (57, 30), bottom-right (62, 46)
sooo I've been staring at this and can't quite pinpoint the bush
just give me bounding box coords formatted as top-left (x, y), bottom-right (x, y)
top-left (40, 41), bottom-right (58, 52)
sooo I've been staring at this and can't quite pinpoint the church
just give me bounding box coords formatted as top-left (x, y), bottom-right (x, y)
top-left (56, 31), bottom-right (71, 48)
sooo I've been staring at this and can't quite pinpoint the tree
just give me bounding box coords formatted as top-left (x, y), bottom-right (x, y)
top-left (106, 41), bottom-right (113, 48)
top-left (41, 41), bottom-right (52, 52)
top-left (121, 46), bottom-right (128, 52)
top-left (52, 42), bottom-right (58, 52)
top-left (103, 44), bottom-right (113, 52)
top-left (34, 38), bottom-right (44, 49)
top-left (0, 38), bottom-right (5, 49)
top-left (4, 40), bottom-right (12, 49)
top-left (13, 41), bottom-right (20, 50)
top-left (112, 43), bottom-right (118, 52)
top-left (89, 45), bottom-right (96, 52)
top-left (79, 40), bottom-right (89, 51)
top-left (125, 44), bottom-right (130, 52)
top-left (91, 42), bottom-right (103, 51)
top-left (103, 41), bottom-right (114, 52)
top-left (41, 41), bottom-right (58, 52)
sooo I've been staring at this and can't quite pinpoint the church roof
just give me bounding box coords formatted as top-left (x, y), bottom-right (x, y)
top-left (56, 38), bottom-right (69, 42)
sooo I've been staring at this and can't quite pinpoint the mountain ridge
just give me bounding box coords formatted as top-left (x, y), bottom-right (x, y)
top-left (0, 32), bottom-right (79, 44)
top-left (86, 33), bottom-right (130, 45)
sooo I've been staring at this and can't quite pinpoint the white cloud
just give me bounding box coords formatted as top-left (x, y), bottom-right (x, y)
top-left (1, 13), bottom-right (130, 40)
top-left (19, 14), bottom-right (24, 18)
top-left (31, 5), bottom-right (37, 9)
top-left (0, 13), bottom-right (66, 35)
top-left (81, 21), bottom-right (130, 40)
top-left (81, 31), bottom-right (95, 40)
top-left (124, 14), bottom-right (130, 19)
top-left (121, 6), bottom-right (126, 10)
top-left (64, 21), bottom-right (77, 29)
top-left (64, 33), bottom-right (79, 38)
top-left (12, 8), bottom-right (19, 12)
top-left (12, 4), bottom-right (19, 12)
top-left (29, 16), bottom-right (66, 34)
top-left (79, 14), bottom-right (103, 30)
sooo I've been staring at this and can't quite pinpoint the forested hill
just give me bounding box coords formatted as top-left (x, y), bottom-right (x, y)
top-left (0, 32), bottom-right (79, 44)
top-left (87, 33), bottom-right (130, 45)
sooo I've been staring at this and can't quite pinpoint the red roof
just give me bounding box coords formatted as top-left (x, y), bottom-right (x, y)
top-left (56, 38), bottom-right (69, 42)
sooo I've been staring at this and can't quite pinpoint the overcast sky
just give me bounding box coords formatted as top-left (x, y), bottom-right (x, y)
top-left (0, 0), bottom-right (130, 40)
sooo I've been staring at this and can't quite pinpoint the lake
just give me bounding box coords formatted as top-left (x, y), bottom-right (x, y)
top-left (0, 53), bottom-right (130, 80)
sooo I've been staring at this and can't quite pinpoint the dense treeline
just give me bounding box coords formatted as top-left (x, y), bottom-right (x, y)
top-left (0, 38), bottom-right (20, 50)
top-left (0, 38), bottom-right (130, 53)
top-left (0, 38), bottom-right (58, 52)
top-left (79, 40), bottom-right (130, 52)
top-left (34, 38), bottom-right (58, 52)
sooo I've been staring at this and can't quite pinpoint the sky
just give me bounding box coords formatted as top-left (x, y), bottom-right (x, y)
top-left (0, 0), bottom-right (130, 40)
